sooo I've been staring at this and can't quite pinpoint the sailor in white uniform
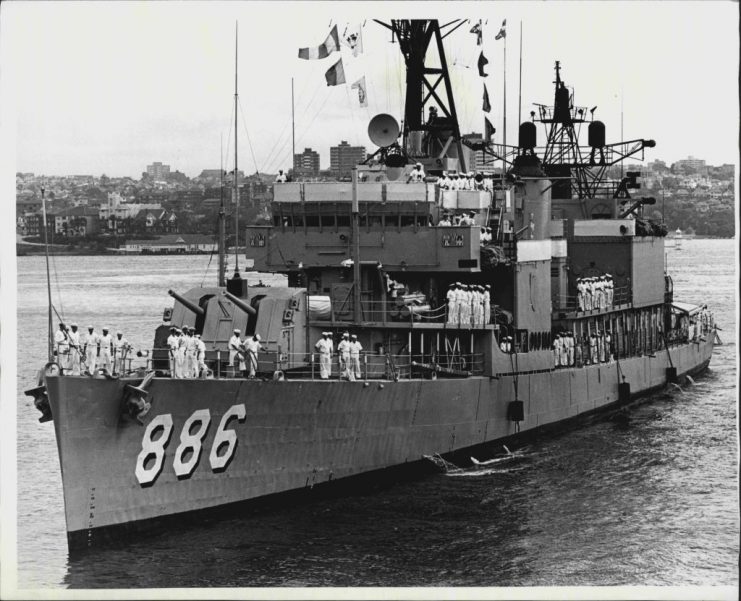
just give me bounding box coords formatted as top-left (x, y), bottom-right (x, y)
top-left (195, 334), bottom-right (207, 377)
top-left (243, 334), bottom-right (262, 379)
top-left (553, 333), bottom-right (562, 367)
top-left (98, 327), bottom-right (113, 373)
top-left (166, 327), bottom-right (178, 376)
top-left (315, 332), bottom-right (332, 379)
top-left (112, 331), bottom-right (130, 375)
top-left (68, 323), bottom-right (82, 375)
top-left (349, 334), bottom-right (363, 380)
top-left (185, 327), bottom-right (199, 377)
top-left (408, 162), bottom-right (425, 182)
top-left (175, 329), bottom-right (187, 378)
top-left (483, 285), bottom-right (491, 325)
top-left (228, 329), bottom-right (242, 377)
top-left (83, 325), bottom-right (99, 375)
top-left (337, 332), bottom-right (352, 380)
top-left (446, 284), bottom-right (456, 324)
top-left (54, 323), bottom-right (70, 373)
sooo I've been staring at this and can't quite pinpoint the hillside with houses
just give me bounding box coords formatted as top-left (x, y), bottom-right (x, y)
top-left (15, 154), bottom-right (735, 255)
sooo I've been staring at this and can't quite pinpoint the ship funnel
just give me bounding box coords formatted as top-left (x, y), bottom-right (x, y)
top-left (368, 113), bottom-right (400, 148)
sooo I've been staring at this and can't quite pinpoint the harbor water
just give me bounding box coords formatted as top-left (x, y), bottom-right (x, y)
top-left (14, 239), bottom-right (738, 589)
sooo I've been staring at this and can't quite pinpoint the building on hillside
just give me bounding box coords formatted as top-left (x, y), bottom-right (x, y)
top-left (133, 208), bottom-right (178, 233)
top-left (293, 148), bottom-right (321, 177)
top-left (146, 162), bottom-right (171, 181)
top-left (673, 156), bottom-right (707, 175)
top-left (122, 234), bottom-right (217, 254)
top-left (330, 141), bottom-right (366, 179)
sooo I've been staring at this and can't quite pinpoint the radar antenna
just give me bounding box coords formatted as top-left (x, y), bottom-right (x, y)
top-left (373, 19), bottom-right (468, 173)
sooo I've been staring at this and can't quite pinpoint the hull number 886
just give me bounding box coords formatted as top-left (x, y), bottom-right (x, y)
top-left (135, 404), bottom-right (246, 486)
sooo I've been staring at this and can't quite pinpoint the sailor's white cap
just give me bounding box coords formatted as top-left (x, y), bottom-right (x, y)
top-left (70, 322), bottom-right (77, 327)
top-left (322, 331), bottom-right (329, 336)
top-left (351, 334), bottom-right (357, 338)
top-left (102, 326), bottom-right (109, 330)
top-left (343, 332), bottom-right (349, 337)
top-left (89, 325), bottom-right (95, 329)
top-left (116, 330), bottom-right (122, 335)
top-left (233, 329), bottom-right (240, 333)
top-left (195, 334), bottom-right (201, 338)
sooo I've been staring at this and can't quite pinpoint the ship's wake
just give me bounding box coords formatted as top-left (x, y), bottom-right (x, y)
top-left (424, 445), bottom-right (534, 477)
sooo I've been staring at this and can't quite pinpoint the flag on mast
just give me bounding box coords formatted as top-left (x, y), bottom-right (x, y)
top-left (470, 20), bottom-right (483, 46)
top-left (325, 57), bottom-right (346, 86)
top-left (495, 19), bottom-right (507, 40)
top-left (482, 84), bottom-right (491, 113)
top-left (485, 117), bottom-right (496, 141)
top-left (477, 51), bottom-right (489, 77)
top-left (342, 24), bottom-right (364, 56)
top-left (351, 76), bottom-right (368, 106)
top-left (298, 25), bottom-right (341, 59)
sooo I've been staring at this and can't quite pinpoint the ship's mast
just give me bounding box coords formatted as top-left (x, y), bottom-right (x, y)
top-left (218, 133), bottom-right (226, 286)
top-left (41, 185), bottom-right (53, 362)
top-left (373, 19), bottom-right (467, 173)
top-left (234, 23), bottom-right (239, 277)
top-left (232, 22), bottom-right (240, 277)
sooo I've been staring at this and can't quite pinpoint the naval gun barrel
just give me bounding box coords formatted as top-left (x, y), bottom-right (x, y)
top-left (168, 289), bottom-right (205, 316)
top-left (223, 291), bottom-right (257, 316)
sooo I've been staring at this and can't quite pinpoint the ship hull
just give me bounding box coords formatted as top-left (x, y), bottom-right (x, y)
top-left (45, 336), bottom-right (715, 551)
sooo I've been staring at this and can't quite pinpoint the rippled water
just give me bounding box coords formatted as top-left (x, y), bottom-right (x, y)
top-left (14, 240), bottom-right (738, 590)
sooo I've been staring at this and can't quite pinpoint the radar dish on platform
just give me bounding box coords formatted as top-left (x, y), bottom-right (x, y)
top-left (368, 113), bottom-right (400, 147)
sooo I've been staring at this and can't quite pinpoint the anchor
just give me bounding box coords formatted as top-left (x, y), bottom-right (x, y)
top-left (122, 371), bottom-right (157, 423)
top-left (25, 385), bottom-right (52, 423)
top-left (24, 363), bottom-right (60, 423)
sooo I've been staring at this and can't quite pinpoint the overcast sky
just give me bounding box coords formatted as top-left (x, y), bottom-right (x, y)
top-left (1, 1), bottom-right (738, 178)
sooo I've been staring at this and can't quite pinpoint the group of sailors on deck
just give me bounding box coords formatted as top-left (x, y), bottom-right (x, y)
top-left (553, 330), bottom-right (614, 368)
top-left (227, 329), bottom-right (264, 379)
top-left (315, 331), bottom-right (363, 381)
top-left (167, 326), bottom-right (208, 378)
top-left (436, 171), bottom-right (496, 191)
top-left (446, 283), bottom-right (491, 327)
top-left (576, 275), bottom-right (614, 312)
top-left (54, 322), bottom-right (129, 376)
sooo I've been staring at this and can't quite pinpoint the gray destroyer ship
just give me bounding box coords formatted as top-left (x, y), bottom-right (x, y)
top-left (28, 19), bottom-right (718, 551)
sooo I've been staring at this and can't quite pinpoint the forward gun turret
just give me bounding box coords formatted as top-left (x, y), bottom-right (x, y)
top-left (168, 289), bottom-right (205, 316)
top-left (223, 291), bottom-right (257, 316)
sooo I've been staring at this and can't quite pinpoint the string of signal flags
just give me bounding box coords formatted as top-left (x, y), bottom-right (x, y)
top-left (296, 18), bottom-right (506, 133)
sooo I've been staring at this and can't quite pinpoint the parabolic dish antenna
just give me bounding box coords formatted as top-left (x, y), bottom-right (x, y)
top-left (368, 114), bottom-right (400, 148)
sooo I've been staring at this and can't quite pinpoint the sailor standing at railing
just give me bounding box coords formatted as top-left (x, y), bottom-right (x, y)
top-left (589, 331), bottom-right (598, 364)
top-left (228, 329), bottom-right (242, 378)
top-left (337, 332), bottom-right (352, 380)
top-left (566, 332), bottom-right (575, 366)
top-left (446, 284), bottom-right (456, 324)
top-left (184, 327), bottom-right (198, 377)
top-left (559, 331), bottom-right (569, 366)
top-left (452, 283), bottom-right (463, 326)
top-left (98, 327), bottom-right (113, 373)
top-left (175, 329), bottom-right (187, 378)
top-left (408, 162), bottom-right (425, 182)
top-left (166, 327), bottom-right (178, 376)
top-left (113, 331), bottom-right (130, 376)
top-left (552, 333), bottom-right (562, 367)
top-left (350, 334), bottom-right (363, 380)
top-left (54, 323), bottom-right (70, 373)
top-left (83, 325), bottom-right (99, 375)
top-left (484, 285), bottom-right (491, 325)
top-left (605, 274), bottom-right (613, 307)
top-left (243, 334), bottom-right (262, 379)
top-left (195, 334), bottom-right (207, 377)
top-left (577, 278), bottom-right (585, 311)
top-left (315, 332), bottom-right (332, 380)
top-left (67, 323), bottom-right (82, 375)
